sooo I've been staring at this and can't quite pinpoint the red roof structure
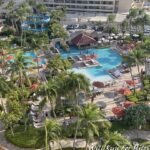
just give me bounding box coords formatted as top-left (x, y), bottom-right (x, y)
top-left (71, 33), bottom-right (96, 47)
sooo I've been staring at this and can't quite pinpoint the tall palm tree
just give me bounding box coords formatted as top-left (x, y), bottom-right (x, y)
top-left (101, 132), bottom-right (132, 150)
top-left (0, 77), bottom-right (13, 98)
top-left (63, 72), bottom-right (90, 105)
top-left (126, 49), bottom-right (145, 77)
top-left (73, 104), bottom-right (111, 150)
top-left (45, 118), bottom-right (61, 150)
top-left (16, 2), bottom-right (31, 47)
top-left (107, 14), bottom-right (116, 33)
top-left (47, 55), bottom-right (71, 78)
top-left (39, 79), bottom-right (58, 118)
top-left (7, 51), bottom-right (32, 87)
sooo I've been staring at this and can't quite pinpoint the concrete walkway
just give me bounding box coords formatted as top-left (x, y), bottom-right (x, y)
top-left (124, 129), bottom-right (150, 141)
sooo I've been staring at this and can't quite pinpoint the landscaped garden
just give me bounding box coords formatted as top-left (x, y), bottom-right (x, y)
top-left (0, 0), bottom-right (150, 150)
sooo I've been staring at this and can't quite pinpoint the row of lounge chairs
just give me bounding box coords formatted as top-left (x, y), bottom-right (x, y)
top-left (108, 64), bottom-right (130, 78)
top-left (74, 59), bottom-right (101, 68)
top-left (68, 54), bottom-right (97, 63)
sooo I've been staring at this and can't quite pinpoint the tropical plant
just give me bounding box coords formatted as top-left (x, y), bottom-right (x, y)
top-left (101, 132), bottom-right (132, 150)
top-left (125, 49), bottom-right (145, 77)
top-left (45, 118), bottom-right (61, 150)
top-left (39, 79), bottom-right (58, 118)
top-left (47, 55), bottom-right (71, 77)
top-left (7, 51), bottom-right (32, 86)
top-left (73, 104), bottom-right (111, 150)
top-left (0, 100), bottom-right (26, 136)
top-left (62, 72), bottom-right (90, 104)
top-left (48, 21), bottom-right (68, 39)
top-left (123, 104), bottom-right (150, 130)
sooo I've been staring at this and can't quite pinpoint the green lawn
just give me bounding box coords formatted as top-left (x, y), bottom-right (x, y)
top-left (5, 125), bottom-right (44, 148)
top-left (110, 121), bottom-right (130, 133)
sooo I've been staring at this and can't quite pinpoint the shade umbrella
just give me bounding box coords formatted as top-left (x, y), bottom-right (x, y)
top-left (125, 80), bottom-right (138, 86)
top-left (118, 33), bottom-right (123, 36)
top-left (6, 55), bottom-right (14, 60)
top-left (90, 54), bottom-right (98, 59)
top-left (98, 40), bottom-right (102, 44)
top-left (112, 106), bottom-right (125, 118)
top-left (123, 101), bottom-right (135, 108)
top-left (30, 83), bottom-right (39, 91)
top-left (118, 88), bottom-right (132, 96)
top-left (133, 34), bottom-right (139, 37)
top-left (92, 81), bottom-right (105, 88)
top-left (33, 58), bottom-right (42, 62)
top-left (111, 33), bottom-right (115, 36)
top-left (124, 33), bottom-right (130, 36)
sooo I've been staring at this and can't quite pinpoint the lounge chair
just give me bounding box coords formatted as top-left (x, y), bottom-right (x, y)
top-left (111, 70), bottom-right (122, 78)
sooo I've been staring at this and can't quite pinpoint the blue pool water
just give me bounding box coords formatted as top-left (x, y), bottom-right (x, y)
top-left (8, 51), bottom-right (46, 67)
top-left (24, 51), bottom-right (46, 66)
top-left (58, 46), bottom-right (122, 82)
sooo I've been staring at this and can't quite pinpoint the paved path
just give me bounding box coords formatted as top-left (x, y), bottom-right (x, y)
top-left (124, 129), bottom-right (150, 141)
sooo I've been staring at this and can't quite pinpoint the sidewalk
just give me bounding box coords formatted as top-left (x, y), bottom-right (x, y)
top-left (124, 129), bottom-right (150, 141)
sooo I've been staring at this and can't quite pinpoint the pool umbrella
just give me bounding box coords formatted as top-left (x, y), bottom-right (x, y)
top-left (30, 83), bottom-right (39, 91)
top-left (6, 55), bottom-right (14, 60)
top-left (125, 80), bottom-right (138, 86)
top-left (90, 54), bottom-right (98, 59)
top-left (123, 101), bottom-right (135, 108)
top-left (84, 55), bottom-right (91, 60)
top-left (93, 81), bottom-right (105, 88)
top-left (33, 58), bottom-right (42, 62)
top-left (118, 88), bottom-right (132, 96)
top-left (112, 106), bottom-right (125, 118)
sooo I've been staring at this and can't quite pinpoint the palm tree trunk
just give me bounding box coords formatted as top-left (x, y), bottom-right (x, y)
top-left (73, 120), bottom-right (80, 150)
top-left (137, 64), bottom-right (141, 77)
top-left (129, 67), bottom-right (136, 94)
top-left (10, 126), bottom-right (14, 137)
top-left (50, 99), bottom-right (56, 118)
top-left (85, 141), bottom-right (88, 150)
top-left (23, 71), bottom-right (31, 87)
top-left (45, 119), bottom-right (49, 150)
top-left (20, 20), bottom-right (23, 47)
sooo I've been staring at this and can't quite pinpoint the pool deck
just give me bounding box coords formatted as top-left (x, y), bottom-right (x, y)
top-left (88, 65), bottom-right (145, 116)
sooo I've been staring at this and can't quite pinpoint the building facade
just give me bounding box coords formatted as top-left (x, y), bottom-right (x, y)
top-left (41, 0), bottom-right (133, 13)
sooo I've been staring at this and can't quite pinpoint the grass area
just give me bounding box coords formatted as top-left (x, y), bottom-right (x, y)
top-left (110, 121), bottom-right (130, 133)
top-left (5, 125), bottom-right (44, 148)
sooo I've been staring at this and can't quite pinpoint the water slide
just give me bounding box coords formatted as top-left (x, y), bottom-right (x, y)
top-left (21, 15), bottom-right (50, 32)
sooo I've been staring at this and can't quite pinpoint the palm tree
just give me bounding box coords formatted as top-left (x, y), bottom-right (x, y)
top-left (47, 55), bottom-right (71, 78)
top-left (101, 132), bottom-right (132, 150)
top-left (39, 79), bottom-right (58, 118)
top-left (16, 2), bottom-right (31, 47)
top-left (36, 3), bottom-right (47, 14)
top-left (7, 50), bottom-right (32, 87)
top-left (73, 104), bottom-right (111, 150)
top-left (0, 77), bottom-right (13, 98)
top-left (107, 14), bottom-right (116, 33)
top-left (63, 72), bottom-right (90, 105)
top-left (126, 49), bottom-right (145, 77)
top-left (45, 118), bottom-right (61, 150)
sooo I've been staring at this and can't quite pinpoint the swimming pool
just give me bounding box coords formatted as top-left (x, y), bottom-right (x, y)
top-left (7, 51), bottom-right (46, 67)
top-left (24, 51), bottom-right (46, 66)
top-left (57, 45), bottom-right (122, 82)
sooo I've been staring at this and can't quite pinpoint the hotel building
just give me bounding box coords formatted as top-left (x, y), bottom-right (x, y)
top-left (40, 0), bottom-right (133, 13)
